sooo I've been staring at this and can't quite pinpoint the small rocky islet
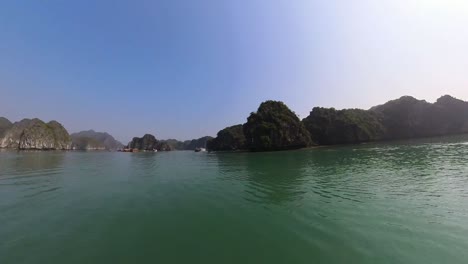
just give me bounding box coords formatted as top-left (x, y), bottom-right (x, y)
top-left (1, 94), bottom-right (468, 152)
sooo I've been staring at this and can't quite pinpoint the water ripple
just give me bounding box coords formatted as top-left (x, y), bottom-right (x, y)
top-left (1, 138), bottom-right (468, 263)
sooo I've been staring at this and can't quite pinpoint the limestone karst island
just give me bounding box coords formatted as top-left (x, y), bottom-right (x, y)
top-left (1, 95), bottom-right (467, 152)
top-left (3, 1), bottom-right (468, 263)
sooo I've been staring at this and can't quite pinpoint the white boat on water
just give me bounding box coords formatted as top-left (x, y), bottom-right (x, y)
top-left (194, 147), bottom-right (206, 152)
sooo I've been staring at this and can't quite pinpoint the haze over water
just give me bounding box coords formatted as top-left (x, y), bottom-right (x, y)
top-left (1, 136), bottom-right (468, 263)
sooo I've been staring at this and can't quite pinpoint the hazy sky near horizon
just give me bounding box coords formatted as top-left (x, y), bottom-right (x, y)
top-left (1, 0), bottom-right (468, 142)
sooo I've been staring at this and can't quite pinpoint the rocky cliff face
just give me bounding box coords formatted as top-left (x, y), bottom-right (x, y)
top-left (243, 101), bottom-right (311, 151)
top-left (0, 118), bottom-right (72, 150)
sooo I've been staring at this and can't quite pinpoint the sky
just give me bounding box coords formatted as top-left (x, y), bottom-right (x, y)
top-left (1, 0), bottom-right (468, 143)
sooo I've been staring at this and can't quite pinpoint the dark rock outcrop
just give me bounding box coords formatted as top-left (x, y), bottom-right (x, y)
top-left (156, 141), bottom-right (173, 151)
top-left (429, 95), bottom-right (468, 135)
top-left (0, 118), bottom-right (72, 150)
top-left (302, 108), bottom-right (385, 145)
top-left (127, 134), bottom-right (159, 151)
top-left (71, 130), bottom-right (123, 150)
top-left (300, 95), bottom-right (468, 145)
top-left (370, 96), bottom-right (432, 139)
top-left (243, 101), bottom-right (311, 151)
top-left (371, 95), bottom-right (468, 139)
top-left (207, 124), bottom-right (246, 151)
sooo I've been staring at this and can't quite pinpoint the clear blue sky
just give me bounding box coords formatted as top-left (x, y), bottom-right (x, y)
top-left (1, 0), bottom-right (468, 143)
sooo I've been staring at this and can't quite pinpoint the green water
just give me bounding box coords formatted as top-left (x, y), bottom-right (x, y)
top-left (1, 137), bottom-right (468, 264)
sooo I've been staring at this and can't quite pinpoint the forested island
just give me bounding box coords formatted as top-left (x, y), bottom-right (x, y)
top-left (207, 95), bottom-right (468, 151)
top-left (1, 95), bottom-right (468, 152)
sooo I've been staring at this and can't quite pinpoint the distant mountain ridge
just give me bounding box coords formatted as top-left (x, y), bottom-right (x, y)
top-left (71, 130), bottom-right (123, 150)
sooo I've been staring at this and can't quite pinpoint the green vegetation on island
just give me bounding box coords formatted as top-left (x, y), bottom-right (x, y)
top-left (0, 118), bottom-right (72, 150)
top-left (207, 125), bottom-right (246, 151)
top-left (207, 95), bottom-right (468, 152)
top-left (127, 134), bottom-right (160, 151)
top-left (371, 95), bottom-right (468, 139)
top-left (125, 134), bottom-right (194, 151)
top-left (243, 101), bottom-right (311, 151)
top-left (2, 94), bottom-right (468, 152)
top-left (302, 108), bottom-right (384, 145)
